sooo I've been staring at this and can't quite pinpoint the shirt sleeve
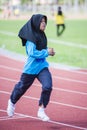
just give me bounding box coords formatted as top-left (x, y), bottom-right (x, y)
top-left (26, 41), bottom-right (49, 59)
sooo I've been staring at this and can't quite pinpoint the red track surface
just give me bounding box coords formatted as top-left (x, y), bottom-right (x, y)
top-left (0, 55), bottom-right (87, 130)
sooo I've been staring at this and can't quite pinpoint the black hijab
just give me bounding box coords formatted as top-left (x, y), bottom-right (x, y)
top-left (18, 14), bottom-right (47, 50)
top-left (57, 6), bottom-right (62, 15)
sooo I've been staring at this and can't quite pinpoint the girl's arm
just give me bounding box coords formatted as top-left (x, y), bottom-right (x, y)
top-left (26, 41), bottom-right (49, 59)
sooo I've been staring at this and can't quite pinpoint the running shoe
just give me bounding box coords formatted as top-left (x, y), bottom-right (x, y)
top-left (7, 99), bottom-right (15, 117)
top-left (37, 107), bottom-right (50, 121)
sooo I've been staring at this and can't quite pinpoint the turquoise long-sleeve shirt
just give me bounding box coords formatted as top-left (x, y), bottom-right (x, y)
top-left (23, 41), bottom-right (49, 74)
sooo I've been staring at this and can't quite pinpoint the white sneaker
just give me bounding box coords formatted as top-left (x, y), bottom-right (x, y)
top-left (37, 107), bottom-right (50, 121)
top-left (7, 99), bottom-right (15, 117)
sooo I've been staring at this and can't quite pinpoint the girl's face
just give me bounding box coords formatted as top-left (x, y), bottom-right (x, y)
top-left (40, 18), bottom-right (46, 31)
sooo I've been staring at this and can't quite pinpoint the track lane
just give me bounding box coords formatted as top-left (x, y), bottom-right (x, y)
top-left (0, 54), bottom-right (87, 130)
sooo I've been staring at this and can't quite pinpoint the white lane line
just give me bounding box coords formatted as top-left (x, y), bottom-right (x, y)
top-left (0, 76), bottom-right (18, 82)
top-left (1, 49), bottom-right (86, 73)
top-left (0, 116), bottom-right (9, 119)
top-left (33, 83), bottom-right (87, 95)
top-left (53, 75), bottom-right (87, 84)
top-left (0, 65), bottom-right (87, 84)
top-left (0, 90), bottom-right (87, 110)
top-left (0, 76), bottom-right (87, 96)
top-left (50, 63), bottom-right (87, 74)
top-left (0, 31), bottom-right (17, 36)
top-left (0, 115), bottom-right (26, 121)
top-left (49, 120), bottom-right (87, 130)
top-left (0, 109), bottom-right (87, 130)
top-left (0, 64), bottom-right (87, 75)
top-left (53, 87), bottom-right (87, 95)
top-left (48, 38), bottom-right (87, 49)
top-left (0, 30), bottom-right (87, 49)
top-left (0, 65), bottom-right (21, 72)
top-left (0, 65), bottom-right (87, 85)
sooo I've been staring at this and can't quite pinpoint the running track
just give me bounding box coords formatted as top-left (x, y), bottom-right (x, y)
top-left (0, 54), bottom-right (87, 130)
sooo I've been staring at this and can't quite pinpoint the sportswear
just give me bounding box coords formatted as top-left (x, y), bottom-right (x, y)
top-left (23, 41), bottom-right (49, 74)
top-left (55, 14), bottom-right (64, 24)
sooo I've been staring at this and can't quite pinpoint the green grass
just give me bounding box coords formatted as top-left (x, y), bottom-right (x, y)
top-left (0, 19), bottom-right (87, 68)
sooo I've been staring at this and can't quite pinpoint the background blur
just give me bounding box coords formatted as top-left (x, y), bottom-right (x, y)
top-left (0, 0), bottom-right (87, 69)
top-left (0, 0), bottom-right (87, 19)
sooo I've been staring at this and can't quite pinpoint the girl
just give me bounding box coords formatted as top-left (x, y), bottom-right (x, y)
top-left (7, 14), bottom-right (55, 121)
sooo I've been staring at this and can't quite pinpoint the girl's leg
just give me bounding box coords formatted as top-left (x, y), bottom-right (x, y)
top-left (37, 68), bottom-right (52, 108)
top-left (60, 24), bottom-right (65, 35)
top-left (37, 68), bottom-right (52, 121)
top-left (56, 24), bottom-right (60, 36)
top-left (7, 73), bottom-right (36, 117)
top-left (11, 73), bottom-right (36, 104)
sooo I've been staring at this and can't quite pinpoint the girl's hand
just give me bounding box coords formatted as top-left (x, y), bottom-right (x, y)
top-left (48, 48), bottom-right (55, 56)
